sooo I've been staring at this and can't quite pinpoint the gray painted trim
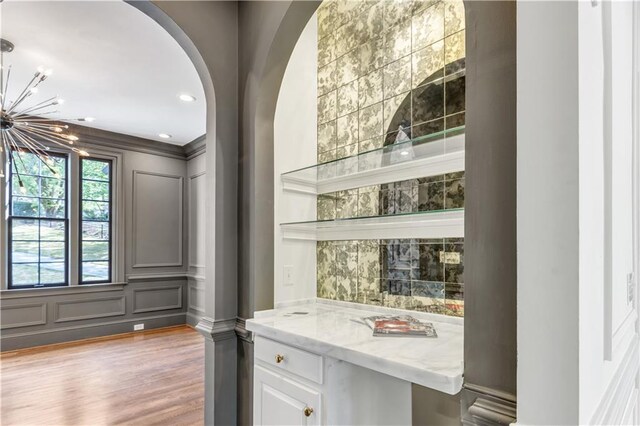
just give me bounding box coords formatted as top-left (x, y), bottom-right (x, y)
top-left (462, 385), bottom-right (517, 426)
top-left (54, 296), bottom-right (126, 323)
top-left (131, 170), bottom-right (184, 268)
top-left (132, 285), bottom-right (183, 313)
top-left (184, 134), bottom-right (206, 160)
top-left (0, 283), bottom-right (126, 299)
top-left (127, 273), bottom-right (188, 281)
top-left (196, 317), bottom-right (237, 342)
top-left (0, 303), bottom-right (47, 329)
top-left (1, 312), bottom-right (186, 352)
top-left (235, 317), bottom-right (252, 343)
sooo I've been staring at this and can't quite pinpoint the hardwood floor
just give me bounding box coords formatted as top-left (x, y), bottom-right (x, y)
top-left (0, 326), bottom-right (204, 426)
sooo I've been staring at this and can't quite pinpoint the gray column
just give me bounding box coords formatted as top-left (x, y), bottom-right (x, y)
top-left (462, 1), bottom-right (517, 424)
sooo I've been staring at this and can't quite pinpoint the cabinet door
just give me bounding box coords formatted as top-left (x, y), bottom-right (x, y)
top-left (254, 365), bottom-right (321, 426)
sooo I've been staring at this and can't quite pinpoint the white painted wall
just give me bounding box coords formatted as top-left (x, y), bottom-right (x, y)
top-left (273, 14), bottom-right (318, 304)
top-left (518, 1), bottom-right (639, 424)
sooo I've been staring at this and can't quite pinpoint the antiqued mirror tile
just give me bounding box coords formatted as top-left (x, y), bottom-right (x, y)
top-left (444, 0), bottom-right (465, 36)
top-left (384, 0), bottom-right (414, 30)
top-left (358, 69), bottom-right (384, 109)
top-left (412, 82), bottom-right (444, 124)
top-left (418, 243), bottom-right (444, 281)
top-left (337, 111), bottom-right (359, 147)
top-left (336, 0), bottom-right (363, 27)
top-left (318, 119), bottom-right (337, 154)
top-left (418, 179), bottom-right (445, 211)
top-left (336, 49), bottom-right (361, 87)
top-left (337, 80), bottom-right (359, 117)
top-left (358, 240), bottom-right (381, 278)
top-left (359, 102), bottom-right (384, 140)
top-left (318, 34), bottom-right (336, 68)
top-left (444, 31), bottom-right (465, 74)
top-left (318, 90), bottom-right (337, 124)
top-left (383, 56), bottom-right (411, 99)
top-left (412, 118), bottom-right (445, 138)
top-left (359, 37), bottom-right (385, 75)
top-left (445, 283), bottom-right (463, 300)
top-left (359, 136), bottom-right (385, 153)
top-left (335, 21), bottom-right (358, 58)
top-left (318, 149), bottom-right (337, 163)
top-left (445, 174), bottom-right (464, 209)
top-left (361, 2), bottom-right (384, 41)
top-left (384, 21), bottom-right (412, 65)
top-left (389, 279), bottom-right (412, 296)
top-left (383, 91), bottom-right (412, 135)
top-left (446, 111), bottom-right (465, 129)
top-left (336, 189), bottom-right (359, 219)
top-left (317, 275), bottom-right (337, 299)
top-left (336, 142), bottom-right (359, 161)
top-left (411, 280), bottom-right (445, 299)
top-left (444, 240), bottom-right (464, 283)
top-left (318, 61), bottom-right (337, 96)
top-left (318, 1), bottom-right (337, 40)
top-left (412, 40), bottom-right (444, 88)
top-left (317, 193), bottom-right (337, 221)
top-left (357, 187), bottom-right (380, 217)
top-left (412, 2), bottom-right (444, 50)
top-left (445, 74), bottom-right (465, 116)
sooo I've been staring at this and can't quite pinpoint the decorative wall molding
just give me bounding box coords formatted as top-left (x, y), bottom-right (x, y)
top-left (131, 170), bottom-right (184, 268)
top-left (235, 317), bottom-right (253, 343)
top-left (132, 285), bottom-right (183, 314)
top-left (0, 283), bottom-right (126, 299)
top-left (590, 335), bottom-right (639, 425)
top-left (184, 134), bottom-right (206, 160)
top-left (187, 281), bottom-right (205, 314)
top-left (195, 317), bottom-right (237, 342)
top-left (54, 296), bottom-right (126, 323)
top-left (127, 273), bottom-right (188, 281)
top-left (0, 303), bottom-right (47, 329)
top-left (462, 383), bottom-right (517, 426)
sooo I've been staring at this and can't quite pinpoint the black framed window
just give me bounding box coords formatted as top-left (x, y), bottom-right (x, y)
top-left (79, 158), bottom-right (112, 284)
top-left (8, 150), bottom-right (68, 288)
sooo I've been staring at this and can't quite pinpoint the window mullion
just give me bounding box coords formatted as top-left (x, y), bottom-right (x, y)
top-left (69, 152), bottom-right (80, 286)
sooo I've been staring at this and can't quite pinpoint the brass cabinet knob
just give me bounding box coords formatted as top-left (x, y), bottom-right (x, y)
top-left (303, 407), bottom-right (314, 417)
top-left (275, 354), bottom-right (285, 363)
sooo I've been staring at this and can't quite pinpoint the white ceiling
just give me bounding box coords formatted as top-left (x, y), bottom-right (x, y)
top-left (0, 0), bottom-right (206, 146)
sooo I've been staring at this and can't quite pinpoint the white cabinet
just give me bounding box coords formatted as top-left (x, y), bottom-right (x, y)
top-left (252, 335), bottom-right (412, 426)
top-left (254, 365), bottom-right (321, 426)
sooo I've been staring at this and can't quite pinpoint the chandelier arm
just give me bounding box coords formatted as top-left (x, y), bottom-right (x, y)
top-left (6, 132), bottom-right (31, 174)
top-left (14, 124), bottom-right (76, 145)
top-left (13, 122), bottom-right (73, 139)
top-left (14, 96), bottom-right (58, 116)
top-left (1, 65), bottom-right (11, 111)
top-left (13, 125), bottom-right (76, 154)
top-left (12, 117), bottom-right (65, 122)
top-left (7, 149), bottom-right (28, 192)
top-left (5, 72), bottom-right (42, 115)
top-left (10, 129), bottom-right (59, 175)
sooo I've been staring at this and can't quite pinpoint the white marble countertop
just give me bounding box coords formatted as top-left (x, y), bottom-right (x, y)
top-left (246, 300), bottom-right (463, 395)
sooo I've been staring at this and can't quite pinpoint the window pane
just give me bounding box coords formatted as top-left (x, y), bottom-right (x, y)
top-left (40, 221), bottom-right (66, 241)
top-left (82, 181), bottom-right (109, 201)
top-left (82, 160), bottom-right (110, 181)
top-left (40, 177), bottom-right (65, 199)
top-left (12, 197), bottom-right (39, 217)
top-left (12, 263), bottom-right (39, 286)
top-left (41, 156), bottom-right (66, 178)
top-left (82, 241), bottom-right (109, 261)
top-left (82, 222), bottom-right (110, 241)
top-left (12, 152), bottom-right (40, 175)
top-left (82, 201), bottom-right (109, 220)
top-left (40, 263), bottom-right (65, 284)
top-left (12, 241), bottom-right (39, 263)
top-left (11, 175), bottom-right (38, 197)
top-left (11, 218), bottom-right (39, 240)
top-left (82, 262), bottom-right (109, 282)
top-left (40, 242), bottom-right (66, 262)
top-left (39, 199), bottom-right (65, 218)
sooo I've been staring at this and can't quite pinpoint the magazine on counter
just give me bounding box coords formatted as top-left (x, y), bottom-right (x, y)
top-left (359, 315), bottom-right (437, 338)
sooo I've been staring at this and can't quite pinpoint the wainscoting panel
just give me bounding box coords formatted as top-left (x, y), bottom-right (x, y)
top-left (132, 285), bottom-right (183, 314)
top-left (55, 296), bottom-right (126, 323)
top-left (132, 171), bottom-right (184, 268)
top-left (0, 303), bottom-right (47, 329)
top-left (187, 276), bottom-right (205, 327)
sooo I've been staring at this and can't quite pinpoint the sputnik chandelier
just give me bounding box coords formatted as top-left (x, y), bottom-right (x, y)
top-left (0, 38), bottom-right (89, 180)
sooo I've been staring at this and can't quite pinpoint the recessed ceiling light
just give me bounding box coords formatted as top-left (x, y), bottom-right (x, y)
top-left (158, 133), bottom-right (172, 139)
top-left (178, 94), bottom-right (196, 102)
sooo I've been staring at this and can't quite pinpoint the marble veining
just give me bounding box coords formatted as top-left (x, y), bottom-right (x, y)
top-left (246, 301), bottom-right (464, 394)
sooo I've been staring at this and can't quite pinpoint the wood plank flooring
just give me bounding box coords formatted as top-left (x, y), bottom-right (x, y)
top-left (0, 326), bottom-right (204, 426)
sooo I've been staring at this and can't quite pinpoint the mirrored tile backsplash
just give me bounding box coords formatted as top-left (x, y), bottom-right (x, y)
top-left (317, 238), bottom-right (464, 316)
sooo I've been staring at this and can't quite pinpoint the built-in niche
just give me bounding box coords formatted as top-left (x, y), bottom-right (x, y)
top-left (315, 0), bottom-right (466, 316)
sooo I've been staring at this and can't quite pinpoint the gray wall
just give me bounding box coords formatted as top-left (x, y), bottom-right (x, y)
top-left (0, 125), bottom-right (206, 352)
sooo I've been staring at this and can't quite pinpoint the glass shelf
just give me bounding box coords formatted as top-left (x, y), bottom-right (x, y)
top-left (281, 126), bottom-right (465, 195)
top-left (280, 208), bottom-right (464, 241)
